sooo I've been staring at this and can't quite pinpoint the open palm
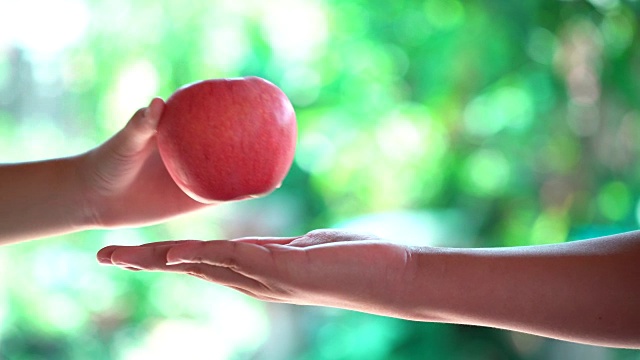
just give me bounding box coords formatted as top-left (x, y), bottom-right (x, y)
top-left (97, 229), bottom-right (416, 317)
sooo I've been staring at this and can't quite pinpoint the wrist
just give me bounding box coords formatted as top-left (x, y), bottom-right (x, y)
top-left (67, 152), bottom-right (102, 231)
top-left (399, 246), bottom-right (455, 322)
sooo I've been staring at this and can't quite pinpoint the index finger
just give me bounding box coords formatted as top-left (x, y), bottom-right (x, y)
top-left (166, 240), bottom-right (277, 277)
top-left (97, 240), bottom-right (202, 268)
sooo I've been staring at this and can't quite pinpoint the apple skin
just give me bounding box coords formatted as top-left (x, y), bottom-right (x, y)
top-left (157, 76), bottom-right (297, 203)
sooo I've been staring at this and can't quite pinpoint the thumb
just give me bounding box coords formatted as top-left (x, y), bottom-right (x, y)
top-left (86, 98), bottom-right (165, 194)
top-left (114, 97), bottom-right (165, 158)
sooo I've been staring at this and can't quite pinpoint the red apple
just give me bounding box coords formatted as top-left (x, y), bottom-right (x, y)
top-left (157, 76), bottom-right (297, 203)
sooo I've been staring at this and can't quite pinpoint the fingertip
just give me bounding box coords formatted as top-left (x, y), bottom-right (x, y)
top-left (97, 245), bottom-right (119, 264)
top-left (129, 98), bottom-right (164, 134)
top-left (146, 97), bottom-right (165, 125)
top-left (165, 247), bottom-right (186, 265)
top-left (116, 98), bottom-right (164, 149)
top-left (108, 247), bottom-right (135, 266)
top-left (149, 97), bottom-right (165, 108)
top-left (165, 242), bottom-right (203, 265)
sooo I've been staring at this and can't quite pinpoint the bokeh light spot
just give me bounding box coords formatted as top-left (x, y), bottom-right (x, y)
top-left (527, 27), bottom-right (558, 65)
top-left (597, 181), bottom-right (631, 221)
top-left (464, 85), bottom-right (533, 137)
top-left (530, 210), bottom-right (568, 245)
top-left (424, 0), bottom-right (465, 30)
top-left (600, 9), bottom-right (636, 56)
top-left (0, 0), bottom-right (89, 57)
top-left (105, 59), bottom-right (159, 133)
top-left (462, 149), bottom-right (510, 196)
top-left (259, 0), bottom-right (328, 62)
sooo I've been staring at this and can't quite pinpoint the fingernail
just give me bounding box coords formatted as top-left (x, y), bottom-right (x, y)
top-left (114, 262), bottom-right (144, 271)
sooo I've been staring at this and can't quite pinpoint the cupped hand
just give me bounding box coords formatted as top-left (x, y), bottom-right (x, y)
top-left (78, 98), bottom-right (207, 229)
top-left (97, 229), bottom-right (417, 317)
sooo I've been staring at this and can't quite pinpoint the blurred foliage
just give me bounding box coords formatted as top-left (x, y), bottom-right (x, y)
top-left (1, 0), bottom-right (640, 359)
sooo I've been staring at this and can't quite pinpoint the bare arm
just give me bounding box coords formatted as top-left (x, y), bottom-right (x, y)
top-left (410, 231), bottom-right (640, 348)
top-left (0, 157), bottom-right (88, 244)
top-left (97, 229), bottom-right (640, 348)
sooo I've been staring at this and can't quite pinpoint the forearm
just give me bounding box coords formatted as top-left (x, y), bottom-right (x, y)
top-left (0, 157), bottom-right (93, 244)
top-left (408, 232), bottom-right (640, 348)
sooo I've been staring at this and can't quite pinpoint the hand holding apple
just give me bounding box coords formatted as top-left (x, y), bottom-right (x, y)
top-left (73, 98), bottom-right (205, 231)
top-left (157, 76), bottom-right (297, 203)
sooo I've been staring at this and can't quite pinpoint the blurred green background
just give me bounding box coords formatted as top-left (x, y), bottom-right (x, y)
top-left (1, 0), bottom-right (640, 358)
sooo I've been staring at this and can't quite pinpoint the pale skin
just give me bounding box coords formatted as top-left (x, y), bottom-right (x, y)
top-left (0, 98), bottom-right (205, 245)
top-left (97, 229), bottom-right (640, 349)
top-left (1, 99), bottom-right (639, 349)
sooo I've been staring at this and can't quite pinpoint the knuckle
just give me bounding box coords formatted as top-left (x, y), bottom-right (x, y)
top-left (184, 265), bottom-right (209, 280)
top-left (306, 229), bottom-right (329, 237)
top-left (259, 280), bottom-right (295, 299)
top-left (221, 256), bottom-right (241, 270)
top-left (220, 242), bottom-right (241, 269)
